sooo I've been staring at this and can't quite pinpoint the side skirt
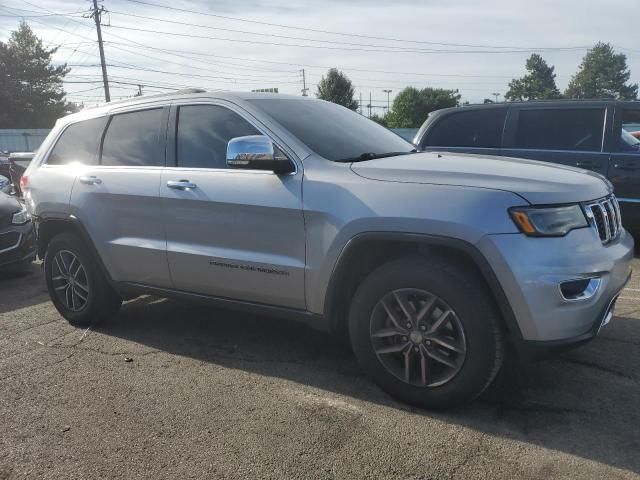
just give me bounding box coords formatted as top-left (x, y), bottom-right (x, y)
top-left (116, 282), bottom-right (331, 333)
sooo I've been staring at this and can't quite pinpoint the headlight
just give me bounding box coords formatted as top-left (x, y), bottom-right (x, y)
top-left (510, 204), bottom-right (587, 237)
top-left (11, 204), bottom-right (30, 225)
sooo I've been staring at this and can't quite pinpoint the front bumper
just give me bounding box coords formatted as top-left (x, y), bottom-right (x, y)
top-left (0, 221), bottom-right (36, 268)
top-left (478, 226), bottom-right (634, 349)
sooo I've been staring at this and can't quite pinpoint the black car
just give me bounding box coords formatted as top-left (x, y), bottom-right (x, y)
top-left (8, 152), bottom-right (34, 197)
top-left (414, 100), bottom-right (640, 235)
top-left (0, 192), bottom-right (36, 271)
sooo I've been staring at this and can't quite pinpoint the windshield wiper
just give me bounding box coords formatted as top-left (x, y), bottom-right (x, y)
top-left (338, 149), bottom-right (418, 163)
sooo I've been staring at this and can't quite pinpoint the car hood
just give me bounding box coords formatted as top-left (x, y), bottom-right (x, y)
top-left (350, 151), bottom-right (610, 205)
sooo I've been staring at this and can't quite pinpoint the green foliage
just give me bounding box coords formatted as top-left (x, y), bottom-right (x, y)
top-left (505, 54), bottom-right (561, 101)
top-left (565, 42), bottom-right (638, 100)
top-left (316, 68), bottom-right (359, 110)
top-left (385, 87), bottom-right (460, 128)
top-left (0, 22), bottom-right (73, 128)
top-left (369, 113), bottom-right (388, 127)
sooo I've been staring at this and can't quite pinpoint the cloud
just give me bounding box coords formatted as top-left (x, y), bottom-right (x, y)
top-left (1, 0), bottom-right (637, 105)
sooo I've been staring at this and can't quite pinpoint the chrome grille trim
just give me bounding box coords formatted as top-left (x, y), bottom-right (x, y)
top-left (584, 195), bottom-right (622, 245)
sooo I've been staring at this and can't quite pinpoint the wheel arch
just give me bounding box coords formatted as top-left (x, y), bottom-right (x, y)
top-left (36, 215), bottom-right (115, 286)
top-left (323, 232), bottom-right (522, 343)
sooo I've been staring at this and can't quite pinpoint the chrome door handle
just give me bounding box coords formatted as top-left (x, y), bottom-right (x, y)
top-left (79, 175), bottom-right (102, 185)
top-left (167, 180), bottom-right (197, 190)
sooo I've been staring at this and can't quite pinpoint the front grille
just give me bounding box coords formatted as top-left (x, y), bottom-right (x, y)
top-left (584, 195), bottom-right (622, 244)
top-left (0, 231), bottom-right (21, 252)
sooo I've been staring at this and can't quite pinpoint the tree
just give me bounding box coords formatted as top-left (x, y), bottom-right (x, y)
top-left (369, 113), bottom-right (388, 127)
top-left (316, 68), bottom-right (359, 110)
top-left (385, 87), bottom-right (460, 128)
top-left (565, 42), bottom-right (638, 100)
top-left (0, 22), bottom-right (73, 128)
top-left (505, 54), bottom-right (561, 101)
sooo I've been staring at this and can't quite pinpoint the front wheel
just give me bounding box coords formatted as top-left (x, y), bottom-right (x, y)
top-left (44, 232), bottom-right (122, 326)
top-left (348, 256), bottom-right (504, 409)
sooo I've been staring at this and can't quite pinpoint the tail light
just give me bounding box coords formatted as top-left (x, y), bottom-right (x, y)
top-left (20, 174), bottom-right (29, 191)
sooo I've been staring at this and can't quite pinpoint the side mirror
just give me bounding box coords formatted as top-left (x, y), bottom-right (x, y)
top-left (0, 175), bottom-right (12, 194)
top-left (226, 135), bottom-right (294, 174)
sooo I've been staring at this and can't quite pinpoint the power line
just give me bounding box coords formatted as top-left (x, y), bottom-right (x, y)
top-left (101, 40), bottom-right (556, 80)
top-left (105, 10), bottom-right (585, 54)
top-left (117, 0), bottom-right (590, 51)
top-left (105, 24), bottom-right (588, 55)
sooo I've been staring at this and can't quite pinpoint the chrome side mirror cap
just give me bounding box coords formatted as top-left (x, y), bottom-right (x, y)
top-left (226, 135), bottom-right (294, 174)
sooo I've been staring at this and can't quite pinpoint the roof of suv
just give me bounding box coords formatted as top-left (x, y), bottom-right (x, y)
top-left (431, 99), bottom-right (639, 116)
top-left (62, 90), bottom-right (309, 125)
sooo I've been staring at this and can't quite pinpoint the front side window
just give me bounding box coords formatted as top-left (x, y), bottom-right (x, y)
top-left (176, 105), bottom-right (260, 169)
top-left (247, 98), bottom-right (414, 162)
top-left (47, 117), bottom-right (107, 165)
top-left (620, 109), bottom-right (640, 154)
top-left (101, 109), bottom-right (164, 167)
top-left (515, 108), bottom-right (605, 152)
top-left (426, 109), bottom-right (506, 148)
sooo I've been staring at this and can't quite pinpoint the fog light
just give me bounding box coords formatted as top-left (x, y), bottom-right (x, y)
top-left (560, 277), bottom-right (600, 301)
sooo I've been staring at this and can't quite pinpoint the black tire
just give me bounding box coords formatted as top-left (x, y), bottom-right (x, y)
top-left (44, 232), bottom-right (121, 326)
top-left (348, 256), bottom-right (504, 410)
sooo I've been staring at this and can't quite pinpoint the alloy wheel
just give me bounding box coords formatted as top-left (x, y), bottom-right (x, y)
top-left (51, 249), bottom-right (90, 312)
top-left (369, 288), bottom-right (467, 387)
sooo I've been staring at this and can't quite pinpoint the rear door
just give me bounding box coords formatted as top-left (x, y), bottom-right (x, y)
top-left (69, 106), bottom-right (172, 288)
top-left (160, 102), bottom-right (306, 309)
top-left (30, 117), bottom-right (107, 222)
top-left (502, 106), bottom-right (610, 177)
top-left (607, 105), bottom-right (640, 232)
top-left (419, 108), bottom-right (507, 156)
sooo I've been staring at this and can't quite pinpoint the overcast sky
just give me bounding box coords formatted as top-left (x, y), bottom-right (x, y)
top-left (0, 0), bottom-right (638, 110)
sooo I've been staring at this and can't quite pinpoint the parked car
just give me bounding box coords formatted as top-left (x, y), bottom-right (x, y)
top-left (0, 186), bottom-right (36, 271)
top-left (414, 100), bottom-right (640, 236)
top-left (23, 91), bottom-right (633, 409)
top-left (0, 152), bottom-right (10, 180)
top-left (9, 152), bottom-right (35, 196)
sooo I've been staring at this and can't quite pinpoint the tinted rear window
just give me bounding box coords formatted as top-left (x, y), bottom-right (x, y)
top-left (247, 98), bottom-right (413, 161)
top-left (101, 109), bottom-right (164, 167)
top-left (47, 117), bottom-right (107, 165)
top-left (425, 109), bottom-right (506, 148)
top-left (515, 108), bottom-right (605, 152)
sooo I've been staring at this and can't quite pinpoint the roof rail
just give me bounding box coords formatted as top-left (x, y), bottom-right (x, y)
top-left (83, 88), bottom-right (207, 109)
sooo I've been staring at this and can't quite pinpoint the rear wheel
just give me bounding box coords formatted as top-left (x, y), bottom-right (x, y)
top-left (348, 256), bottom-right (504, 409)
top-left (44, 232), bottom-right (121, 326)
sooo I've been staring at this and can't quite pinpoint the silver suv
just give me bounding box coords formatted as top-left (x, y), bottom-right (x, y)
top-left (23, 91), bottom-right (634, 409)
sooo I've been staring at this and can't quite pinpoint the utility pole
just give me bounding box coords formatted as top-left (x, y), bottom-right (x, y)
top-left (300, 69), bottom-right (308, 96)
top-left (359, 92), bottom-right (362, 115)
top-left (89, 0), bottom-right (110, 102)
top-left (135, 84), bottom-right (143, 97)
top-left (368, 91), bottom-right (372, 118)
top-left (382, 89), bottom-right (392, 114)
top-left (492, 92), bottom-right (500, 103)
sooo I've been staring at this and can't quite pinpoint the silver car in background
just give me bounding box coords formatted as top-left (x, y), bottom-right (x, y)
top-left (22, 91), bottom-right (633, 409)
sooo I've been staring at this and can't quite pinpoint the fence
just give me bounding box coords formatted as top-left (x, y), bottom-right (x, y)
top-left (0, 129), bottom-right (51, 152)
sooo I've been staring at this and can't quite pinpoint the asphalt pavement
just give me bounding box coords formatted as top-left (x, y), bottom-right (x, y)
top-left (1, 260), bottom-right (639, 479)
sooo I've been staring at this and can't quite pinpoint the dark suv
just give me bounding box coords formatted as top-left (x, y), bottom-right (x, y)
top-left (414, 100), bottom-right (640, 235)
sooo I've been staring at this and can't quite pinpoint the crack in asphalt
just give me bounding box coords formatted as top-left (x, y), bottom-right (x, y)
top-left (1, 318), bottom-right (62, 340)
top-left (449, 432), bottom-right (486, 479)
top-left (0, 351), bottom-right (76, 382)
top-left (561, 357), bottom-right (634, 380)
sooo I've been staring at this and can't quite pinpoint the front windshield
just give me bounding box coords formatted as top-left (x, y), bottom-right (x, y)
top-left (247, 98), bottom-right (415, 161)
top-left (621, 128), bottom-right (640, 153)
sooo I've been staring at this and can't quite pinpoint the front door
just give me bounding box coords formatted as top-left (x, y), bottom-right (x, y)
top-left (161, 103), bottom-right (306, 309)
